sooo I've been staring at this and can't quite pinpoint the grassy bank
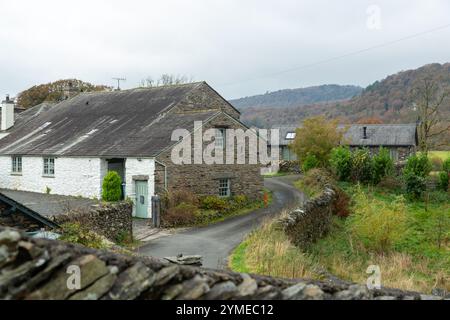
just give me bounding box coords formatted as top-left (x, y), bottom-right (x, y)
top-left (230, 183), bottom-right (449, 293)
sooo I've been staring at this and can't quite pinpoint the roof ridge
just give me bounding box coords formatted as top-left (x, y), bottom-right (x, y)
top-left (78, 81), bottom-right (205, 96)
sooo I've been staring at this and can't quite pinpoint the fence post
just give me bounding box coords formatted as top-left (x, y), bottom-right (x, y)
top-left (151, 195), bottom-right (161, 228)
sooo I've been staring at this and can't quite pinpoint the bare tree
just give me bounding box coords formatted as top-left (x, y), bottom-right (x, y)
top-left (140, 74), bottom-right (193, 88)
top-left (411, 78), bottom-right (450, 154)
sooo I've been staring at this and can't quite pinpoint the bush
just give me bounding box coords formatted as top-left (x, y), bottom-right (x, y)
top-left (329, 146), bottom-right (352, 181)
top-left (332, 188), bottom-right (351, 217)
top-left (372, 147), bottom-right (393, 184)
top-left (402, 154), bottom-right (431, 199)
top-left (200, 195), bottom-right (228, 211)
top-left (163, 202), bottom-right (197, 227)
top-left (163, 189), bottom-right (199, 209)
top-left (232, 194), bottom-right (248, 209)
top-left (430, 157), bottom-right (443, 171)
top-left (102, 171), bottom-right (122, 201)
top-left (351, 148), bottom-right (373, 184)
top-left (59, 223), bottom-right (106, 249)
top-left (443, 158), bottom-right (450, 174)
top-left (301, 153), bottom-right (320, 173)
top-left (437, 172), bottom-right (449, 192)
top-left (403, 154), bottom-right (431, 178)
top-left (403, 171), bottom-right (427, 199)
top-left (347, 186), bottom-right (408, 252)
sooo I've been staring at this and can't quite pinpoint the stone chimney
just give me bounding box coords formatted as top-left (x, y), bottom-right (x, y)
top-left (1, 95), bottom-right (15, 131)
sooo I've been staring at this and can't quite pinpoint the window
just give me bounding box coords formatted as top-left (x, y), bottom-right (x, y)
top-left (215, 128), bottom-right (226, 149)
top-left (11, 156), bottom-right (22, 174)
top-left (219, 178), bottom-right (230, 197)
top-left (285, 132), bottom-right (296, 140)
top-left (43, 157), bottom-right (55, 176)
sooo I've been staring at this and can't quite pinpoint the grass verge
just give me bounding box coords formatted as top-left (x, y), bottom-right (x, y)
top-left (230, 181), bottom-right (449, 293)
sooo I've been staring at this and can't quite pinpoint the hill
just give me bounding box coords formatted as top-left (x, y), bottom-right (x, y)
top-left (230, 84), bottom-right (362, 109)
top-left (238, 63), bottom-right (450, 128)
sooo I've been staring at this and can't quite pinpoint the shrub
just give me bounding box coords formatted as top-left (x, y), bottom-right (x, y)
top-left (301, 153), bottom-right (320, 173)
top-left (163, 189), bottom-right (199, 208)
top-left (403, 171), bottom-right (427, 199)
top-left (443, 158), bottom-right (450, 174)
top-left (59, 223), bottom-right (106, 249)
top-left (347, 186), bottom-right (408, 252)
top-left (403, 154), bottom-right (431, 178)
top-left (437, 171), bottom-right (449, 192)
top-left (332, 187), bottom-right (351, 217)
top-left (351, 148), bottom-right (373, 184)
top-left (329, 146), bottom-right (352, 181)
top-left (402, 154), bottom-right (431, 199)
top-left (200, 195), bottom-right (228, 211)
top-left (102, 171), bottom-right (122, 201)
top-left (232, 195), bottom-right (248, 209)
top-left (430, 157), bottom-right (443, 171)
top-left (163, 202), bottom-right (197, 227)
top-left (372, 147), bottom-right (393, 184)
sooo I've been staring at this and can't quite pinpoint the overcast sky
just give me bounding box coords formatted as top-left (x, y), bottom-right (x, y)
top-left (1, 0), bottom-right (449, 99)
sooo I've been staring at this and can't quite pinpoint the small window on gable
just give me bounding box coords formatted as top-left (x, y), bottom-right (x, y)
top-left (285, 132), bottom-right (296, 140)
top-left (215, 128), bottom-right (226, 149)
top-left (219, 178), bottom-right (230, 197)
top-left (12, 156), bottom-right (22, 174)
top-left (43, 157), bottom-right (55, 176)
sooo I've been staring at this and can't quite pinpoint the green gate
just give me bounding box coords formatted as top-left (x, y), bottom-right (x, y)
top-left (135, 180), bottom-right (148, 218)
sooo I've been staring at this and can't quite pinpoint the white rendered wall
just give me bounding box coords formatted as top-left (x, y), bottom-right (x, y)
top-left (0, 156), bottom-right (103, 198)
top-left (124, 158), bottom-right (155, 218)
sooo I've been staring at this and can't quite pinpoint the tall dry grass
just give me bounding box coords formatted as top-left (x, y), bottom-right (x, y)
top-left (240, 213), bottom-right (448, 293)
top-left (243, 215), bottom-right (318, 280)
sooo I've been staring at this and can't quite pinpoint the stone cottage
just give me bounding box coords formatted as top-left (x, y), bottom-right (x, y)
top-left (268, 123), bottom-right (418, 164)
top-left (0, 82), bottom-right (263, 219)
top-left (343, 124), bottom-right (418, 161)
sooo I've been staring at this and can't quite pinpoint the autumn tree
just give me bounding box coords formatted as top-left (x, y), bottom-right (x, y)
top-left (356, 117), bottom-right (383, 124)
top-left (411, 78), bottom-right (450, 154)
top-left (290, 115), bottom-right (346, 167)
top-left (16, 79), bottom-right (110, 109)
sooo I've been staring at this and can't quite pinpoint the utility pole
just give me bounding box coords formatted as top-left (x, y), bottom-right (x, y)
top-left (112, 77), bottom-right (126, 91)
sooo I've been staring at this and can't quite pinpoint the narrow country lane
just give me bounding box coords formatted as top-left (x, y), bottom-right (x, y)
top-left (136, 175), bottom-right (305, 269)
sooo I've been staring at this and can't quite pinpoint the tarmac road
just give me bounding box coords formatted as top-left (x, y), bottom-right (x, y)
top-left (136, 175), bottom-right (305, 269)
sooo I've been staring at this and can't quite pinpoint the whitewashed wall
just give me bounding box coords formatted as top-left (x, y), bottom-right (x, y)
top-left (0, 156), bottom-right (156, 218)
top-left (124, 158), bottom-right (155, 218)
top-left (0, 156), bottom-right (103, 198)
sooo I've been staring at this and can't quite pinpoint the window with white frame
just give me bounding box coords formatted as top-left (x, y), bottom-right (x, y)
top-left (215, 128), bottom-right (226, 149)
top-left (11, 156), bottom-right (22, 174)
top-left (285, 132), bottom-right (296, 140)
top-left (43, 157), bottom-right (55, 176)
top-left (218, 178), bottom-right (230, 197)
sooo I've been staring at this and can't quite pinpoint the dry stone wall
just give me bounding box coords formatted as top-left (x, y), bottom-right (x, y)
top-left (1, 227), bottom-right (442, 300)
top-left (50, 202), bottom-right (132, 242)
top-left (278, 185), bottom-right (335, 248)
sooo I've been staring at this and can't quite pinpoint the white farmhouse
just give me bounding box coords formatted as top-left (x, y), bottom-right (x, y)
top-left (0, 83), bottom-right (263, 218)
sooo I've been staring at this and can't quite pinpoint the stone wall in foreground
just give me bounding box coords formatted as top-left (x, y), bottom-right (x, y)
top-left (49, 202), bottom-right (133, 242)
top-left (278, 186), bottom-right (335, 248)
top-left (1, 227), bottom-right (442, 300)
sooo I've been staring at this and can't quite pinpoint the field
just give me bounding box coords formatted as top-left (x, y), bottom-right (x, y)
top-left (230, 183), bottom-right (449, 293)
top-left (428, 151), bottom-right (450, 161)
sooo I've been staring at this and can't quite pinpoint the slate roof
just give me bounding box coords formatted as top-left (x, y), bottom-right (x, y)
top-left (0, 82), bottom-right (224, 157)
top-left (343, 124), bottom-right (418, 147)
top-left (268, 124), bottom-right (418, 147)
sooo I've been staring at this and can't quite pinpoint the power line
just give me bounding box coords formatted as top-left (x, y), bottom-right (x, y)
top-left (217, 23), bottom-right (450, 88)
